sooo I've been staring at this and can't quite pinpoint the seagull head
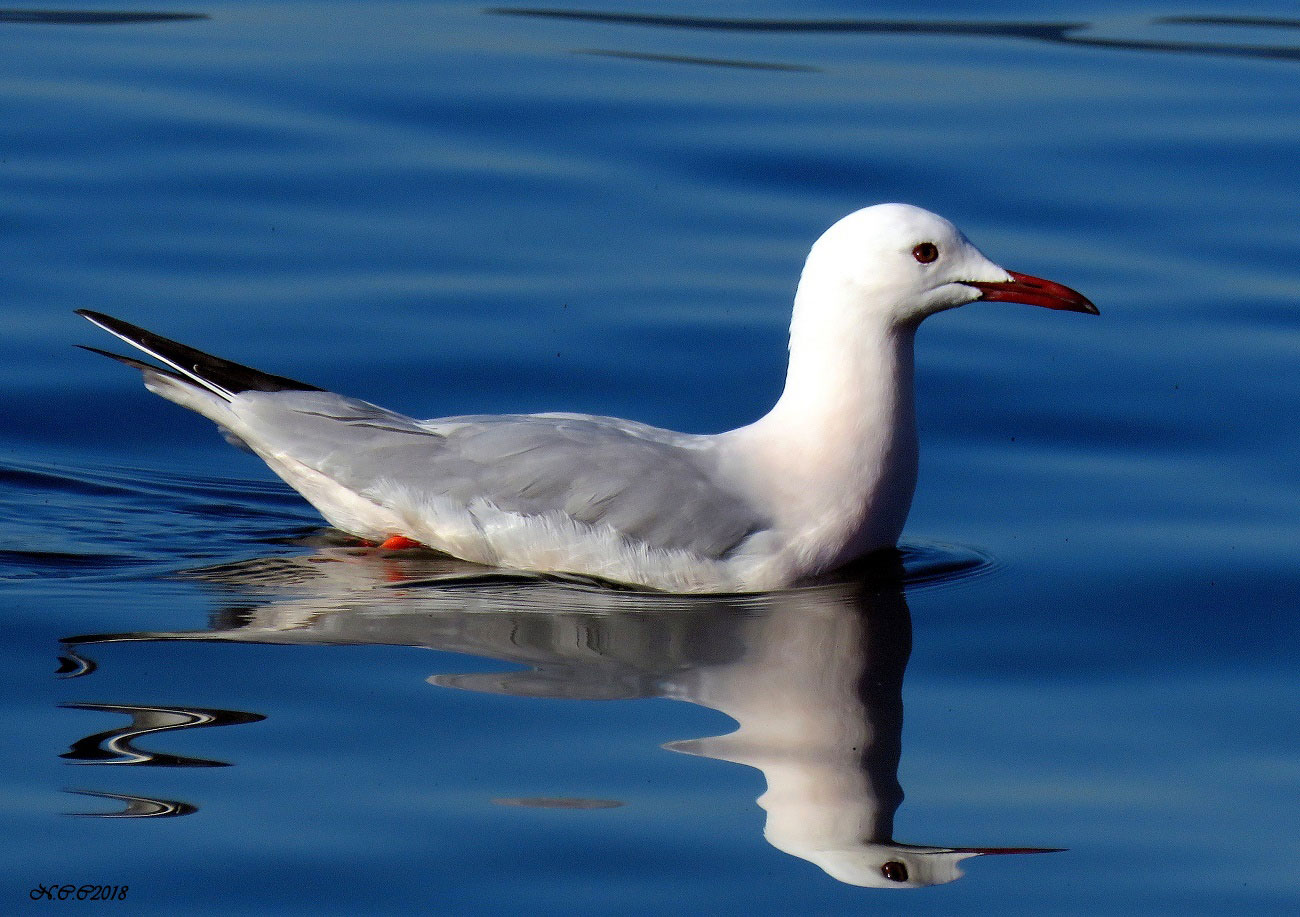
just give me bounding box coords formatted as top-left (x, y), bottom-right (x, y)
top-left (795, 203), bottom-right (1097, 331)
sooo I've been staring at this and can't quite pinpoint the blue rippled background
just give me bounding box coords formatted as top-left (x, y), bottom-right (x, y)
top-left (2, 2), bottom-right (1297, 914)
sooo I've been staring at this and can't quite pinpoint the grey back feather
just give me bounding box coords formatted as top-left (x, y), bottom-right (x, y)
top-left (234, 393), bottom-right (770, 560)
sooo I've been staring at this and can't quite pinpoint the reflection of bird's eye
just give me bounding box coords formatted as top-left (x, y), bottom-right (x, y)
top-left (912, 242), bottom-right (938, 264)
top-left (881, 861), bottom-right (909, 882)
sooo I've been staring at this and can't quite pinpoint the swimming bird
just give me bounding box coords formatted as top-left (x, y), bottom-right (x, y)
top-left (77, 203), bottom-right (1095, 592)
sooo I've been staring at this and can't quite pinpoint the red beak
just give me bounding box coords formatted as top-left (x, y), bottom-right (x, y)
top-left (968, 270), bottom-right (1098, 315)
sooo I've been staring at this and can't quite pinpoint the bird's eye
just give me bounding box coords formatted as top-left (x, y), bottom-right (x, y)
top-left (881, 861), bottom-right (909, 882)
top-left (912, 242), bottom-right (939, 264)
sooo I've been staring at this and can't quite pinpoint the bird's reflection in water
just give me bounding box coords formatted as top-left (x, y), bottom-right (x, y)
top-left (65, 788), bottom-right (197, 819)
top-left (60, 702), bottom-right (265, 767)
top-left (64, 543), bottom-right (1055, 888)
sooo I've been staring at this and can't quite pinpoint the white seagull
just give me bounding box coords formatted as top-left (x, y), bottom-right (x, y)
top-left (78, 203), bottom-right (1096, 593)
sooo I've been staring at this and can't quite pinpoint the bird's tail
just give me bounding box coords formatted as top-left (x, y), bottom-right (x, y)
top-left (75, 310), bottom-right (322, 402)
top-left (76, 310), bottom-right (325, 449)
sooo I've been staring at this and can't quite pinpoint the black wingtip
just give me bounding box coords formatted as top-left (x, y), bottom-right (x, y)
top-left (76, 342), bottom-right (138, 363)
top-left (75, 344), bottom-right (187, 380)
top-left (76, 310), bottom-right (324, 396)
top-left (75, 308), bottom-right (114, 325)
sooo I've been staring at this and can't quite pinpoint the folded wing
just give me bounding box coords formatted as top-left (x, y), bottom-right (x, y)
top-left (235, 396), bottom-right (769, 561)
top-left (76, 310), bottom-right (771, 565)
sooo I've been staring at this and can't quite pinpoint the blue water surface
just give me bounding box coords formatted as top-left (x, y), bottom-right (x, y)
top-left (2, 2), bottom-right (1298, 914)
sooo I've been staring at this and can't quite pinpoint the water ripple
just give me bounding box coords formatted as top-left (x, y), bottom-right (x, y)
top-left (489, 8), bottom-right (1300, 63)
top-left (65, 788), bottom-right (198, 818)
top-left (0, 458), bottom-right (314, 581)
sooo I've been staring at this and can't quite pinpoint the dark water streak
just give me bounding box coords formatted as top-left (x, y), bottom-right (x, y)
top-left (489, 8), bottom-right (1300, 63)
top-left (0, 9), bottom-right (206, 25)
top-left (575, 48), bottom-right (818, 72)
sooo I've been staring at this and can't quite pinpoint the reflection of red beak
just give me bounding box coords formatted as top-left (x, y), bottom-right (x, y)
top-left (948, 846), bottom-right (1067, 856)
top-left (969, 270), bottom-right (1098, 314)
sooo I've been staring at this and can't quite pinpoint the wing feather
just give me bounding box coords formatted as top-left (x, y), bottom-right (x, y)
top-left (232, 393), bottom-right (769, 559)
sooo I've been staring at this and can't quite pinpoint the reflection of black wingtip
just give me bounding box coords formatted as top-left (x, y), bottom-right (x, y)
top-left (949, 845), bottom-right (1068, 855)
top-left (61, 631), bottom-right (160, 647)
top-left (59, 702), bottom-right (265, 767)
top-left (65, 788), bottom-right (198, 818)
top-left (56, 649), bottom-right (97, 678)
top-left (384, 569), bottom-right (646, 591)
top-left (0, 10), bottom-right (209, 25)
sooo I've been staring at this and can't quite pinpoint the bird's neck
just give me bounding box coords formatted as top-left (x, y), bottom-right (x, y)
top-left (733, 306), bottom-right (919, 573)
top-left (668, 599), bottom-right (902, 855)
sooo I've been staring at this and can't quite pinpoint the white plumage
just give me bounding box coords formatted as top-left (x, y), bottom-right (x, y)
top-left (79, 203), bottom-right (1095, 592)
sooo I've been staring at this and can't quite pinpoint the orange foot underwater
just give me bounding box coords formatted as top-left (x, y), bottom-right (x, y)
top-left (378, 535), bottom-right (423, 551)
